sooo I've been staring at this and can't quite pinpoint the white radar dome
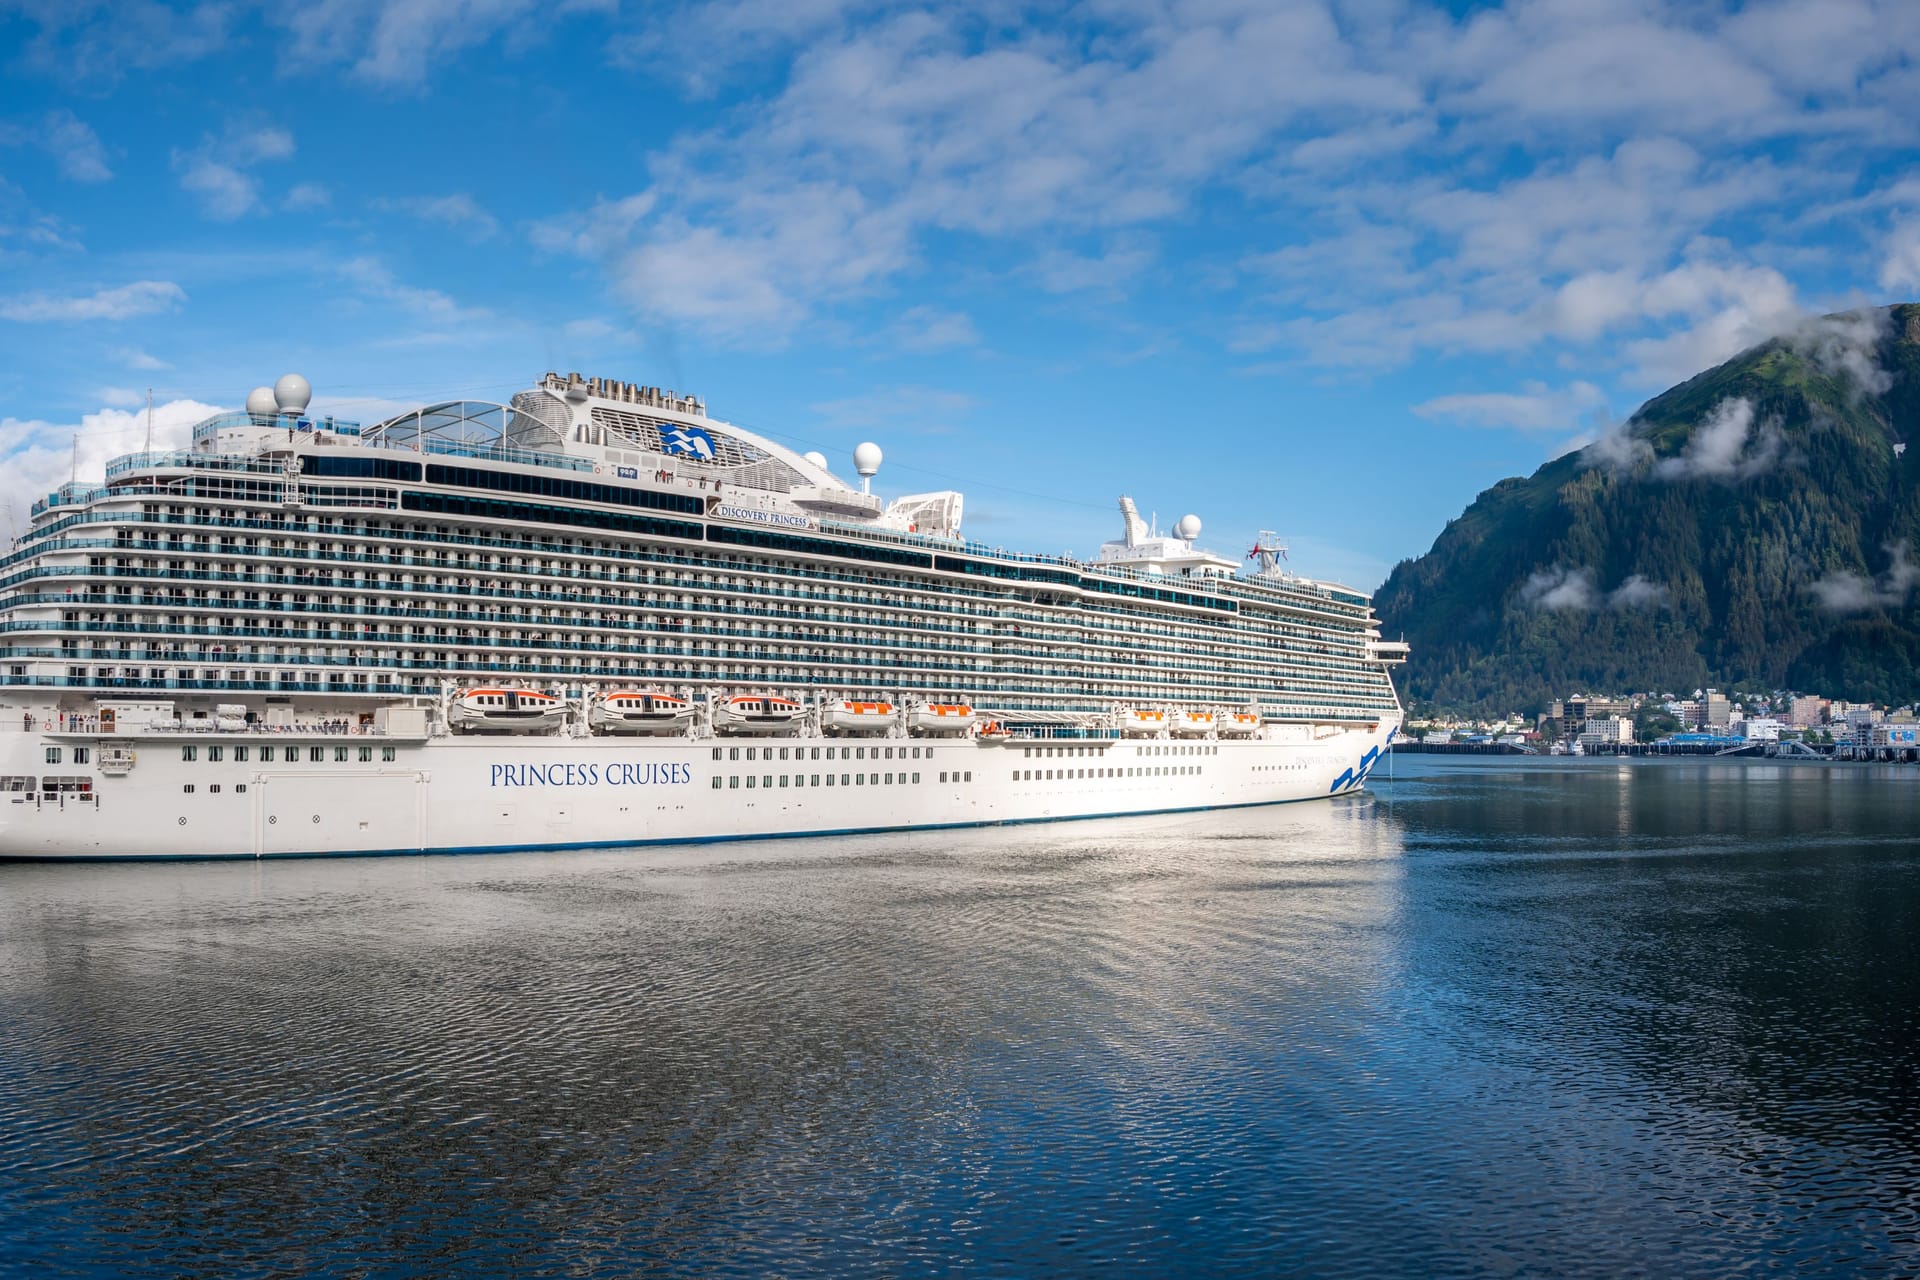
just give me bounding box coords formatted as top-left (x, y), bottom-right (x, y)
top-left (273, 373), bottom-right (312, 415)
top-left (1176, 514), bottom-right (1202, 541)
top-left (245, 386), bottom-right (278, 416)
top-left (853, 442), bottom-right (883, 477)
top-left (803, 450), bottom-right (829, 471)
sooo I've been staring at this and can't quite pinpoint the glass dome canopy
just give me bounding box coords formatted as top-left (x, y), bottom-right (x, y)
top-left (366, 400), bottom-right (565, 453)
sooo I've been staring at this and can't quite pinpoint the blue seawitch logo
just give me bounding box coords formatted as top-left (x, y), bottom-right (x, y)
top-left (661, 425), bottom-right (716, 460)
top-left (1328, 725), bottom-right (1397, 793)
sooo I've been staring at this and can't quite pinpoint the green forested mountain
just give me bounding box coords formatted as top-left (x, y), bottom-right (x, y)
top-left (1374, 304), bottom-right (1920, 715)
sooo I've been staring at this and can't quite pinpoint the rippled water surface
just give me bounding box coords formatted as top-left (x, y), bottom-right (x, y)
top-left (3, 757), bottom-right (1918, 1277)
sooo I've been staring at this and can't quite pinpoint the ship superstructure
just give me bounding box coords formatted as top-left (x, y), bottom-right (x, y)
top-left (0, 371), bottom-right (1405, 859)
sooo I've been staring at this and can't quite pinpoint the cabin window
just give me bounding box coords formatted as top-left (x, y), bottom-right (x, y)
top-left (235, 784), bottom-right (247, 794)
top-left (746, 776), bottom-right (755, 788)
top-left (73, 748), bottom-right (90, 765)
top-left (0, 776), bottom-right (33, 792)
top-left (209, 785), bottom-right (221, 794)
top-left (779, 747), bottom-right (789, 760)
top-left (208, 746), bottom-right (223, 762)
top-left (964, 771), bottom-right (972, 782)
top-left (729, 747), bottom-right (739, 761)
top-left (884, 773), bottom-right (893, 785)
top-left (41, 748), bottom-right (59, 766)
top-left (854, 773), bottom-right (863, 786)
top-left (310, 747), bottom-right (325, 762)
top-left (779, 775), bottom-right (788, 787)
top-left (359, 747), bottom-right (373, 762)
top-left (729, 776), bottom-right (740, 789)
top-left (712, 748), bottom-right (723, 761)
top-left (811, 775), bottom-right (820, 787)
top-left (179, 747), bottom-right (194, 762)
top-left (912, 773), bottom-right (920, 784)
top-left (810, 748), bottom-right (820, 760)
top-left (235, 747), bottom-right (249, 762)
top-left (382, 748), bottom-right (395, 762)
top-left (940, 772), bottom-right (948, 783)
top-left (182, 784), bottom-right (194, 794)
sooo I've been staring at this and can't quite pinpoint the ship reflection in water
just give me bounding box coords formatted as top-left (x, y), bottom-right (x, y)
top-left (2, 762), bottom-right (1916, 1277)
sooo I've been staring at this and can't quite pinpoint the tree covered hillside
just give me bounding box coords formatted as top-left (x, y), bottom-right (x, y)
top-left (1375, 304), bottom-right (1920, 715)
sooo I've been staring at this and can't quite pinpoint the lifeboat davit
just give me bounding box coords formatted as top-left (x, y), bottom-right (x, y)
top-left (713, 694), bottom-right (804, 736)
top-left (908, 702), bottom-right (976, 737)
top-left (448, 687), bottom-right (568, 735)
top-left (1219, 712), bottom-right (1260, 738)
top-left (591, 690), bottom-right (694, 736)
top-left (1120, 708), bottom-right (1166, 738)
top-left (821, 699), bottom-right (895, 736)
top-left (1170, 709), bottom-right (1216, 738)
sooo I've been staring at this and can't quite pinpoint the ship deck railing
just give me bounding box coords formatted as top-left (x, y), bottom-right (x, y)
top-left (5, 526), bottom-right (1377, 642)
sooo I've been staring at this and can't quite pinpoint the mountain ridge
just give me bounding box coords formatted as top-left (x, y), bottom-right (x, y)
top-left (1374, 303), bottom-right (1920, 714)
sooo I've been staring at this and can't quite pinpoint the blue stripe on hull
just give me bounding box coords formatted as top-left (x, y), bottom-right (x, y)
top-left (0, 787), bottom-right (1377, 863)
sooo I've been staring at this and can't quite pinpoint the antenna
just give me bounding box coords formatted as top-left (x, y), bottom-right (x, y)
top-left (144, 388), bottom-right (154, 452)
top-left (69, 433), bottom-right (77, 484)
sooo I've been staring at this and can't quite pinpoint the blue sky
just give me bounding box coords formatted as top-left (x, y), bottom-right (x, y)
top-left (2, 0), bottom-right (1918, 588)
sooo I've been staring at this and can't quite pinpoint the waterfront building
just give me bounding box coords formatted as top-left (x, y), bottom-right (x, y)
top-left (1577, 716), bottom-right (1634, 746)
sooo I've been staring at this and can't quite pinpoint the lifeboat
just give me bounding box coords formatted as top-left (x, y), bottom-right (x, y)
top-left (821, 699), bottom-right (895, 736)
top-left (1219, 712), bottom-right (1260, 738)
top-left (908, 702), bottom-right (976, 737)
top-left (1170, 709), bottom-right (1216, 738)
top-left (448, 687), bottom-right (568, 735)
top-left (591, 690), bottom-right (694, 736)
top-left (1120, 708), bottom-right (1166, 738)
top-left (713, 694), bottom-right (804, 736)
top-left (977, 720), bottom-right (1013, 742)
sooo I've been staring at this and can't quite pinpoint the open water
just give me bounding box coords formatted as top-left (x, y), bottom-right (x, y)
top-left (1, 756), bottom-right (1916, 1277)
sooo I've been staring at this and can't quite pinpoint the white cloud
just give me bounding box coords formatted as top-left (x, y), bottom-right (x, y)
top-left (1519, 566), bottom-right (1600, 611)
top-left (1785, 308), bottom-right (1894, 396)
top-left (886, 305), bottom-right (977, 352)
top-left (284, 182), bottom-right (332, 211)
top-left (374, 193), bottom-right (500, 240)
top-left (111, 347), bottom-right (172, 371)
top-left (0, 398), bottom-right (225, 531)
top-left (340, 257), bottom-right (490, 325)
top-left (1653, 396), bottom-right (1782, 482)
top-left (276, 0), bottom-right (615, 84)
top-left (172, 124), bottom-right (296, 220)
top-left (1578, 416), bottom-right (1654, 472)
top-left (1519, 566), bottom-right (1672, 611)
top-left (0, 281), bottom-right (186, 323)
top-left (1880, 219), bottom-right (1920, 295)
top-left (810, 385), bottom-right (975, 435)
top-left (0, 110), bottom-right (112, 182)
top-left (1414, 380), bottom-right (1607, 432)
top-left (1810, 542), bottom-right (1919, 612)
top-left (1606, 574), bottom-right (1671, 610)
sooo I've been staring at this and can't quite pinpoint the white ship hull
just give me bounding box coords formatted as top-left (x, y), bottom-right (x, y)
top-left (0, 721), bottom-right (1396, 860)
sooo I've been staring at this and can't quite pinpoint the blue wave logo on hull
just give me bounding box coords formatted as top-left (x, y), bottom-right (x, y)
top-left (662, 425), bottom-right (716, 460)
top-left (1329, 724), bottom-right (1397, 793)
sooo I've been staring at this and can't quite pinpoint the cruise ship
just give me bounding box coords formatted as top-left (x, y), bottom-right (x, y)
top-left (0, 372), bottom-right (1407, 859)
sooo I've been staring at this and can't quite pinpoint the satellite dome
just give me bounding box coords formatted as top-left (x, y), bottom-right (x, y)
top-left (803, 450), bottom-right (829, 471)
top-left (273, 373), bottom-right (312, 415)
top-left (245, 386), bottom-right (278, 417)
top-left (1176, 514), bottom-right (1202, 541)
top-left (853, 442), bottom-right (883, 477)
